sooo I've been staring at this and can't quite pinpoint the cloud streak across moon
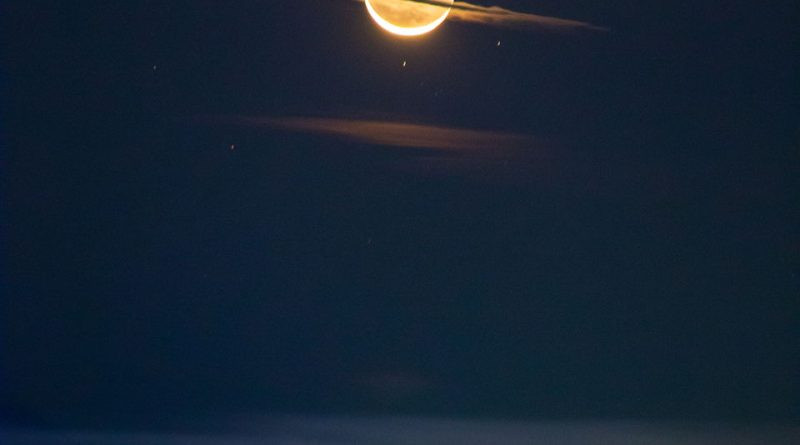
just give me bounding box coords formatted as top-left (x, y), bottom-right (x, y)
top-left (354, 0), bottom-right (607, 33)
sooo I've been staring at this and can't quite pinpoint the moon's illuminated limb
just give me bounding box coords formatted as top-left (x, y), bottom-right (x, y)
top-left (365, 0), bottom-right (453, 36)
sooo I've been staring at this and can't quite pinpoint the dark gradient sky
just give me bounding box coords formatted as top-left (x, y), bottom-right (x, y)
top-left (2, 0), bottom-right (799, 430)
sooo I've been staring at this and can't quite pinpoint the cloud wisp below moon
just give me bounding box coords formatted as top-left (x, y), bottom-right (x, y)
top-left (209, 115), bottom-right (546, 153)
top-left (197, 115), bottom-right (568, 183)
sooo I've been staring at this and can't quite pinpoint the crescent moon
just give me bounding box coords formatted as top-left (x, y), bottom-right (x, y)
top-left (365, 0), bottom-right (454, 37)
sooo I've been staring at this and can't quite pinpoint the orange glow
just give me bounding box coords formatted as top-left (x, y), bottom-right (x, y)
top-left (365, 0), bottom-right (453, 37)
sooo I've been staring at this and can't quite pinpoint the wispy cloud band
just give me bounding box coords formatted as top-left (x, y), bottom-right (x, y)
top-left (208, 115), bottom-right (542, 152)
top-left (447, 1), bottom-right (607, 33)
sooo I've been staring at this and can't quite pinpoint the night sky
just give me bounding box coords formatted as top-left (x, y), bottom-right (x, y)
top-left (2, 0), bottom-right (799, 432)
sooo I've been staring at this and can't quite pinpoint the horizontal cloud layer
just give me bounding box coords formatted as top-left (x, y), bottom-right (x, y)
top-left (208, 115), bottom-right (542, 152)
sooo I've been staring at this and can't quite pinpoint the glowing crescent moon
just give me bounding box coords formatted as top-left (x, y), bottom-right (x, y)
top-left (365, 0), bottom-right (454, 37)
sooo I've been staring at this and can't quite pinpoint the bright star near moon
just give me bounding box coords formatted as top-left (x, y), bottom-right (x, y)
top-left (365, 0), bottom-right (454, 36)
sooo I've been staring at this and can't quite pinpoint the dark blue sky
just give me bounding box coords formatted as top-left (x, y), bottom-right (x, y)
top-left (2, 0), bottom-right (798, 429)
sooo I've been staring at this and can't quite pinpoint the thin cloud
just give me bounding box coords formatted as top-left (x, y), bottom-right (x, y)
top-left (353, 0), bottom-right (607, 33)
top-left (209, 115), bottom-right (543, 153)
top-left (447, 2), bottom-right (607, 33)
